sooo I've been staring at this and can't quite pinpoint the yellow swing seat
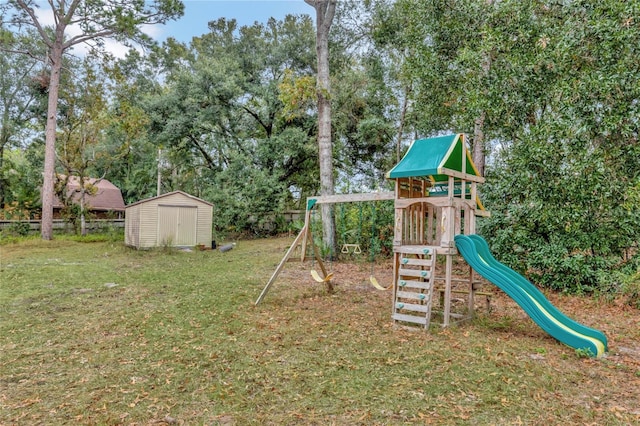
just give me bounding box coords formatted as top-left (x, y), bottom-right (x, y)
top-left (369, 275), bottom-right (392, 290)
top-left (310, 270), bottom-right (334, 283)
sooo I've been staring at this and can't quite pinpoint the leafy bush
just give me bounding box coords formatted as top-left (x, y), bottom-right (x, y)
top-left (334, 200), bottom-right (394, 259)
top-left (9, 221), bottom-right (32, 236)
top-left (479, 131), bottom-right (640, 295)
top-left (622, 272), bottom-right (640, 309)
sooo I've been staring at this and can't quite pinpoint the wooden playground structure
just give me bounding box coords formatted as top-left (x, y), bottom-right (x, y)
top-left (256, 133), bottom-right (491, 328)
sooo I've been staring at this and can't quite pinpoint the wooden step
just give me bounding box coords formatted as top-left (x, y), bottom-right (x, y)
top-left (397, 279), bottom-right (432, 290)
top-left (398, 257), bottom-right (434, 267)
top-left (398, 268), bottom-right (432, 279)
top-left (394, 245), bottom-right (437, 255)
top-left (392, 313), bottom-right (428, 325)
top-left (396, 290), bottom-right (432, 301)
top-left (395, 301), bottom-right (431, 313)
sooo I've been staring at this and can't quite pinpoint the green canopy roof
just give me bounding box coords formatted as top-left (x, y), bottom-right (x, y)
top-left (387, 134), bottom-right (480, 182)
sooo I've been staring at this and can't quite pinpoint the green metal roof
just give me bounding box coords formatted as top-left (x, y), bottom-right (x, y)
top-left (387, 134), bottom-right (480, 182)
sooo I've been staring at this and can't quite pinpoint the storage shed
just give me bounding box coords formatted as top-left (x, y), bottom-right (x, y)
top-left (125, 191), bottom-right (213, 249)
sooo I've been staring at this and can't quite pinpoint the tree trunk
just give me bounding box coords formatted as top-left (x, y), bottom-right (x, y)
top-left (157, 148), bottom-right (162, 196)
top-left (0, 130), bottom-right (7, 209)
top-left (472, 48), bottom-right (492, 177)
top-left (396, 84), bottom-right (412, 162)
top-left (472, 111), bottom-right (486, 176)
top-left (41, 41), bottom-right (64, 240)
top-left (307, 0), bottom-right (337, 264)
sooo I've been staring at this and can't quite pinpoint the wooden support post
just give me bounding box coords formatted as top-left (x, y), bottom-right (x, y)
top-left (311, 240), bottom-right (328, 278)
top-left (443, 253), bottom-right (453, 327)
top-left (467, 265), bottom-right (475, 316)
top-left (391, 251), bottom-right (400, 317)
top-left (469, 182), bottom-right (478, 234)
top-left (255, 225), bottom-right (308, 305)
top-left (439, 176), bottom-right (456, 248)
top-left (393, 182), bottom-right (403, 247)
top-left (300, 208), bottom-right (312, 262)
top-left (462, 205), bottom-right (470, 236)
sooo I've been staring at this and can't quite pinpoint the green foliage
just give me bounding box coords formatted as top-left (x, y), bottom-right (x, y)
top-left (1, 148), bottom-right (42, 217)
top-left (323, 200), bottom-right (394, 259)
top-left (97, 51), bottom-right (163, 205)
top-left (206, 156), bottom-right (287, 237)
top-left (278, 69), bottom-right (316, 121)
top-left (385, 0), bottom-right (640, 294)
top-left (3, 0), bottom-right (638, 290)
top-left (0, 24), bottom-right (46, 210)
top-left (7, 221), bottom-right (31, 236)
top-left (143, 16), bottom-right (320, 236)
top-left (331, 1), bottom-right (411, 180)
top-left (618, 257), bottom-right (640, 309)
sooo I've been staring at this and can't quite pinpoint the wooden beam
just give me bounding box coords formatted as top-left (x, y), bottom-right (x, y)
top-left (395, 197), bottom-right (432, 208)
top-left (437, 168), bottom-right (485, 183)
top-left (255, 225), bottom-right (308, 305)
top-left (307, 192), bottom-right (395, 206)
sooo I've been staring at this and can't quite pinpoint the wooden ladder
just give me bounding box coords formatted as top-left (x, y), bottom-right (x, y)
top-left (392, 246), bottom-right (436, 329)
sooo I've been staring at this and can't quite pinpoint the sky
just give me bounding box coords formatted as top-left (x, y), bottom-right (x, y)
top-left (154, 0), bottom-right (313, 43)
top-left (27, 0), bottom-right (314, 58)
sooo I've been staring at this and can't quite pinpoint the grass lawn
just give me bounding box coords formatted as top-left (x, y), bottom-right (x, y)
top-left (1, 236), bottom-right (639, 425)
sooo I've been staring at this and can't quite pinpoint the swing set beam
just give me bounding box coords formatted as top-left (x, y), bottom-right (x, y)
top-left (307, 191), bottom-right (395, 206)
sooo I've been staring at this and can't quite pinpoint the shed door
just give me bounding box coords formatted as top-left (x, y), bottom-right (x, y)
top-left (157, 205), bottom-right (197, 246)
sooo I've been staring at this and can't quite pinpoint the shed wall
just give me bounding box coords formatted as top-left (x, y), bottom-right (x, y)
top-left (196, 204), bottom-right (213, 247)
top-left (124, 204), bottom-right (141, 248)
top-left (138, 200), bottom-right (160, 248)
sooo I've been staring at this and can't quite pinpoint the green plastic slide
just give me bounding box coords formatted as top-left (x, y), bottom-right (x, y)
top-left (455, 234), bottom-right (607, 357)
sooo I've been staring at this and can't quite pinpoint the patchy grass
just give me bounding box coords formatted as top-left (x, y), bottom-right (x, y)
top-left (1, 236), bottom-right (639, 425)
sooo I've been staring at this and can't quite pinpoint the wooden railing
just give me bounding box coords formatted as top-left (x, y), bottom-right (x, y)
top-left (0, 219), bottom-right (125, 232)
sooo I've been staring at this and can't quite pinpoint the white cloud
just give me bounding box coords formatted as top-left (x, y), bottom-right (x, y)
top-left (141, 23), bottom-right (164, 40)
top-left (31, 2), bottom-right (154, 59)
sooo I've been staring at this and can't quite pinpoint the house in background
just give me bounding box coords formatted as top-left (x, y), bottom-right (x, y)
top-left (125, 190), bottom-right (213, 249)
top-left (52, 176), bottom-right (125, 219)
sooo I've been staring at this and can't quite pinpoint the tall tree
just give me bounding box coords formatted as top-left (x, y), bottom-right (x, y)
top-left (305, 0), bottom-right (337, 259)
top-left (146, 16), bottom-right (318, 235)
top-left (6, 0), bottom-right (183, 239)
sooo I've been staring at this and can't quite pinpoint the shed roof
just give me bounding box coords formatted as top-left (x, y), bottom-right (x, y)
top-left (53, 176), bottom-right (125, 212)
top-left (386, 133), bottom-right (481, 182)
top-left (125, 190), bottom-right (213, 209)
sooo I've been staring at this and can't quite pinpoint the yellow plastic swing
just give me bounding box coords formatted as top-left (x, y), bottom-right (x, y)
top-left (369, 275), bottom-right (392, 290)
top-left (310, 269), bottom-right (334, 283)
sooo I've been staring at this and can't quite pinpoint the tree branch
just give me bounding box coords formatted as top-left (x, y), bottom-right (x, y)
top-left (14, 0), bottom-right (53, 47)
top-left (64, 29), bottom-right (118, 49)
top-left (240, 105), bottom-right (272, 137)
top-left (187, 134), bottom-right (217, 170)
top-left (0, 47), bottom-right (47, 63)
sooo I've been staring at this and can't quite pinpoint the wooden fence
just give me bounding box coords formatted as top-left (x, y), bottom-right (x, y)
top-left (0, 219), bottom-right (125, 233)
